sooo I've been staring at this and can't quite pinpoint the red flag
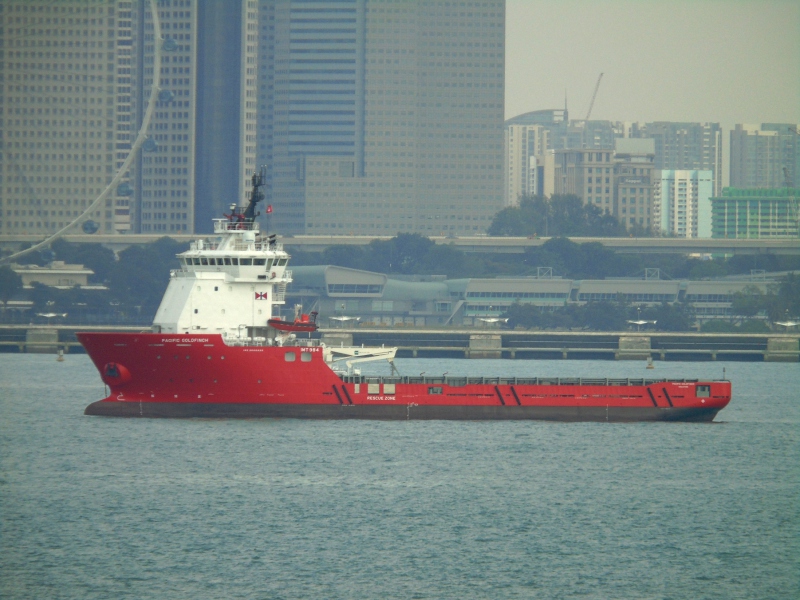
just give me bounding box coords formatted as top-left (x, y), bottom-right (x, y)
top-left (266, 204), bottom-right (273, 214)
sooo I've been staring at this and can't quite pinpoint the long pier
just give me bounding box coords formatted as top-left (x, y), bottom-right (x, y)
top-left (321, 329), bottom-right (799, 362)
top-left (1, 325), bottom-right (797, 362)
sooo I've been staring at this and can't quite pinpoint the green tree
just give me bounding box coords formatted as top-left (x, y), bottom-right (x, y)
top-left (107, 237), bottom-right (188, 315)
top-left (419, 244), bottom-right (465, 277)
top-left (320, 245), bottom-right (367, 270)
top-left (770, 274), bottom-right (800, 321)
top-left (578, 301), bottom-right (628, 331)
top-left (639, 303), bottom-right (692, 332)
top-left (731, 285), bottom-right (768, 318)
top-left (0, 266), bottom-right (23, 310)
top-left (51, 239), bottom-right (116, 283)
top-left (489, 194), bottom-right (634, 238)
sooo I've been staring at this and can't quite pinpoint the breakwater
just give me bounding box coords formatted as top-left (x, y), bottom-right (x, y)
top-left (1, 325), bottom-right (797, 362)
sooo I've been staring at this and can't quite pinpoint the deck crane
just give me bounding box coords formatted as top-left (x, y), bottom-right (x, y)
top-left (585, 73), bottom-right (604, 121)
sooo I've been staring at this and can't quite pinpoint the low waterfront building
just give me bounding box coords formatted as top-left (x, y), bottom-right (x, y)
top-left (710, 188), bottom-right (799, 239)
top-left (10, 262), bottom-right (104, 290)
top-left (287, 265), bottom-right (778, 326)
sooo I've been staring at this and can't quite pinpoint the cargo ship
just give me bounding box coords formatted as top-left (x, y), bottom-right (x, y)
top-left (78, 173), bottom-right (731, 421)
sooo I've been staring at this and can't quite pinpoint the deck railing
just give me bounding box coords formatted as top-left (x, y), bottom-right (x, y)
top-left (337, 375), bottom-right (700, 387)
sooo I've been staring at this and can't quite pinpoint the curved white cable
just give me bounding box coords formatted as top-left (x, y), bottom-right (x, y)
top-left (2, 0), bottom-right (162, 264)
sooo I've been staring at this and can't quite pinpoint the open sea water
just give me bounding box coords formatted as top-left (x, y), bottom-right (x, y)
top-left (0, 354), bottom-right (798, 599)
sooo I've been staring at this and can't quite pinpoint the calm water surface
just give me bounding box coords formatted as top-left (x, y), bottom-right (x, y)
top-left (1, 355), bottom-right (798, 599)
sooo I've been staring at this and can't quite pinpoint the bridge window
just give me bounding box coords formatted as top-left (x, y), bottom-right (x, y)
top-left (224, 258), bottom-right (232, 265)
top-left (254, 258), bottom-right (266, 266)
top-left (240, 258), bottom-right (253, 266)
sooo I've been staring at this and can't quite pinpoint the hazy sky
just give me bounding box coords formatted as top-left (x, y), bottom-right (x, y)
top-left (505, 0), bottom-right (800, 129)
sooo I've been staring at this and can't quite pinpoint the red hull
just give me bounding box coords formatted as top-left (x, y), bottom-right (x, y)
top-left (77, 332), bottom-right (731, 421)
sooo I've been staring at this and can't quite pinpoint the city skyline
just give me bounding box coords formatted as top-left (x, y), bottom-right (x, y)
top-left (2, 0), bottom-right (798, 239)
top-left (505, 0), bottom-right (800, 128)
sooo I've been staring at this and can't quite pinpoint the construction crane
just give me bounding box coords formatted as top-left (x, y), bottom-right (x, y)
top-left (585, 72), bottom-right (604, 121)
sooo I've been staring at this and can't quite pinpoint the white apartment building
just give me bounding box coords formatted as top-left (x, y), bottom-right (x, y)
top-left (504, 124), bottom-right (549, 206)
top-left (653, 170), bottom-right (713, 238)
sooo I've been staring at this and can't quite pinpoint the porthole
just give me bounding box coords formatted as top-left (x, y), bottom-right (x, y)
top-left (285, 352), bottom-right (296, 362)
top-left (301, 352), bottom-right (312, 362)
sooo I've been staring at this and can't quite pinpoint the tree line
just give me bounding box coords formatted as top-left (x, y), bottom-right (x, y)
top-left (488, 194), bottom-right (651, 238)
top-left (1, 231), bottom-right (798, 330)
top-left (0, 237), bottom-right (187, 324)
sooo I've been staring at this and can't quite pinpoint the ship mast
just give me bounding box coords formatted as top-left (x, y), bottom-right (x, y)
top-left (243, 168), bottom-right (266, 222)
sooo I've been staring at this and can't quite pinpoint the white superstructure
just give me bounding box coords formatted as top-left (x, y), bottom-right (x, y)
top-left (153, 218), bottom-right (290, 338)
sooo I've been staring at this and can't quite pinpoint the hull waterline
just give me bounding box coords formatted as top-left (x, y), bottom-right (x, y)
top-left (84, 399), bottom-right (721, 422)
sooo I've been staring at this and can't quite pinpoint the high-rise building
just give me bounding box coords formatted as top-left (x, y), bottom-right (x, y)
top-left (2, 1), bottom-right (122, 236)
top-left (711, 187), bottom-right (799, 239)
top-left (193, 1), bottom-right (259, 232)
top-left (258, 0), bottom-right (506, 236)
top-left (730, 124), bottom-right (799, 190)
top-left (133, 0), bottom-right (257, 234)
top-left (553, 149), bottom-right (614, 211)
top-left (633, 122), bottom-right (722, 196)
top-left (613, 139), bottom-right (655, 229)
top-left (653, 170), bottom-right (713, 238)
top-left (1, 0), bottom-right (257, 237)
top-left (504, 124), bottom-right (548, 205)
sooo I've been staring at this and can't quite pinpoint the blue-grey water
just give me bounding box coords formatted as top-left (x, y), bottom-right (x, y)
top-left (1, 354), bottom-right (797, 599)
